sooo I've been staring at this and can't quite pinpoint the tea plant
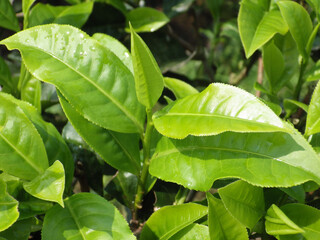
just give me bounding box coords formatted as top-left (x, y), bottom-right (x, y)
top-left (1, 0), bottom-right (320, 239)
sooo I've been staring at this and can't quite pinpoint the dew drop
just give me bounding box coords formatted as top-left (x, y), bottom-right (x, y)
top-left (79, 33), bottom-right (84, 39)
top-left (66, 31), bottom-right (70, 35)
top-left (124, 52), bottom-right (130, 58)
top-left (90, 46), bottom-right (95, 51)
top-left (150, 28), bottom-right (155, 32)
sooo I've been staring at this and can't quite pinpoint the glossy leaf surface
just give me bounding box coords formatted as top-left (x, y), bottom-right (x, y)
top-left (150, 127), bottom-right (320, 191)
top-left (59, 92), bottom-right (141, 175)
top-left (0, 180), bottom-right (19, 232)
top-left (306, 81), bottom-right (320, 136)
top-left (238, 0), bottom-right (288, 58)
top-left (127, 7), bottom-right (169, 32)
top-left (207, 193), bottom-right (248, 240)
top-left (169, 224), bottom-right (209, 240)
top-left (278, 1), bottom-right (313, 60)
top-left (0, 24), bottom-right (145, 133)
top-left (164, 77), bottom-right (198, 99)
top-left (218, 180), bottom-right (265, 229)
top-left (92, 33), bottom-right (133, 73)
top-left (42, 193), bottom-right (135, 240)
top-left (153, 83), bottom-right (290, 139)
top-left (0, 0), bottom-right (20, 32)
top-left (140, 203), bottom-right (208, 240)
top-left (131, 25), bottom-right (164, 108)
top-left (28, 2), bottom-right (93, 28)
top-left (0, 93), bottom-right (48, 180)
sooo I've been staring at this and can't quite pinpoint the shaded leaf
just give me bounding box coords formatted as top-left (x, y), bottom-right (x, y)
top-left (96, 0), bottom-right (127, 15)
top-left (42, 193), bottom-right (135, 240)
top-left (130, 24), bottom-right (164, 108)
top-left (280, 185), bottom-right (305, 203)
top-left (0, 0), bottom-right (20, 32)
top-left (0, 24), bottom-right (145, 133)
top-left (0, 217), bottom-right (40, 240)
top-left (0, 56), bottom-right (14, 93)
top-left (153, 83), bottom-right (290, 139)
top-left (218, 180), bottom-right (265, 229)
top-left (140, 203), bottom-right (208, 240)
top-left (20, 70), bottom-right (41, 112)
top-left (59, 92), bottom-right (141, 175)
top-left (164, 77), bottom-right (198, 99)
top-left (306, 81), bottom-right (320, 136)
top-left (150, 126), bottom-right (320, 191)
top-left (127, 7), bottom-right (169, 32)
top-left (207, 193), bottom-right (248, 240)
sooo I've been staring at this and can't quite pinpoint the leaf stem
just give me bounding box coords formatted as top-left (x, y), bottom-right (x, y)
top-left (134, 108), bottom-right (154, 215)
top-left (293, 60), bottom-right (307, 100)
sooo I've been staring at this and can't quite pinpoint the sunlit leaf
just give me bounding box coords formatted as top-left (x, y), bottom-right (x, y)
top-left (169, 224), bottom-right (209, 240)
top-left (306, 81), bottom-right (320, 136)
top-left (164, 77), bottom-right (198, 99)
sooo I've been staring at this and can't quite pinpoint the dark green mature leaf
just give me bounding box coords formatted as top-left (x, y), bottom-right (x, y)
top-left (207, 193), bottom-right (248, 240)
top-left (92, 33), bottom-right (133, 73)
top-left (0, 0), bottom-right (20, 32)
top-left (130, 25), bottom-right (164, 108)
top-left (150, 127), bottom-right (320, 191)
top-left (306, 81), bottom-right (320, 136)
top-left (238, 0), bottom-right (288, 58)
top-left (265, 204), bottom-right (304, 235)
top-left (96, 0), bottom-right (127, 15)
top-left (0, 24), bottom-right (145, 133)
top-left (164, 77), bottom-right (198, 99)
top-left (218, 180), bottom-right (265, 229)
top-left (42, 193), bottom-right (135, 240)
top-left (153, 83), bottom-right (290, 139)
top-left (23, 160), bottom-right (65, 207)
top-left (0, 180), bottom-right (19, 232)
top-left (278, 1), bottom-right (313, 60)
top-left (127, 7), bottom-right (169, 32)
top-left (280, 185), bottom-right (306, 203)
top-left (59, 92), bottom-right (141, 175)
top-left (0, 56), bottom-right (14, 93)
top-left (0, 93), bottom-right (48, 180)
top-left (169, 224), bottom-right (209, 240)
top-left (140, 203), bottom-right (207, 240)
top-left (28, 2), bottom-right (93, 28)
top-left (0, 217), bottom-right (40, 240)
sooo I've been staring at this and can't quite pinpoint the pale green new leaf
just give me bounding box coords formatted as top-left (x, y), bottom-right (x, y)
top-left (28, 2), bottom-right (93, 28)
top-left (207, 193), bottom-right (248, 240)
top-left (164, 77), bottom-right (198, 99)
top-left (0, 0), bottom-right (20, 32)
top-left (42, 193), bottom-right (135, 240)
top-left (0, 180), bottom-right (19, 232)
top-left (140, 203), bottom-right (208, 240)
top-left (306, 81), bottom-right (320, 136)
top-left (0, 24), bottom-right (145, 133)
top-left (238, 0), bottom-right (288, 58)
top-left (169, 224), bottom-right (209, 240)
top-left (130, 24), bottom-right (164, 108)
top-left (218, 180), bottom-right (265, 229)
top-left (150, 126), bottom-right (320, 191)
top-left (127, 7), bottom-right (169, 32)
top-left (59, 92), bottom-right (141, 175)
top-left (265, 204), bottom-right (304, 235)
top-left (23, 160), bottom-right (65, 207)
top-left (153, 83), bottom-right (290, 139)
top-left (92, 33), bottom-right (133, 73)
top-left (278, 1), bottom-right (313, 60)
top-left (0, 93), bottom-right (48, 180)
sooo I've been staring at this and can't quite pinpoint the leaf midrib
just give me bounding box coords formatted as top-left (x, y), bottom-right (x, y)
top-left (23, 44), bottom-right (143, 133)
top-left (66, 200), bottom-right (87, 240)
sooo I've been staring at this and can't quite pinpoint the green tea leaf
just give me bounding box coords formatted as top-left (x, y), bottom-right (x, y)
top-left (127, 7), bottom-right (169, 32)
top-left (0, 56), bottom-right (14, 94)
top-left (150, 127), bottom-right (320, 191)
top-left (22, 0), bottom-right (36, 28)
top-left (0, 218), bottom-right (40, 240)
top-left (0, 0), bottom-right (20, 32)
top-left (218, 180), bottom-right (265, 229)
top-left (140, 203), bottom-right (208, 240)
top-left (153, 83), bottom-right (290, 139)
top-left (169, 224), bottom-right (209, 240)
top-left (278, 1), bottom-right (313, 60)
top-left (42, 193), bottom-right (135, 240)
top-left (263, 41), bottom-right (285, 93)
top-left (0, 93), bottom-right (48, 180)
top-left (28, 2), bottom-right (93, 28)
top-left (164, 77), bottom-right (198, 99)
top-left (0, 24), bottom-right (145, 133)
top-left (0, 180), bottom-right (19, 232)
top-left (238, 0), bottom-right (288, 58)
top-left (306, 81), bottom-right (320, 136)
top-left (20, 71), bottom-right (41, 112)
top-left (207, 193), bottom-right (248, 240)
top-left (279, 185), bottom-right (306, 203)
top-left (59, 92), bottom-right (141, 175)
top-left (93, 33), bottom-right (133, 73)
top-left (96, 0), bottom-right (127, 15)
top-left (23, 160), bottom-right (65, 207)
top-left (130, 24), bottom-right (164, 108)
top-left (265, 204), bottom-right (304, 235)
